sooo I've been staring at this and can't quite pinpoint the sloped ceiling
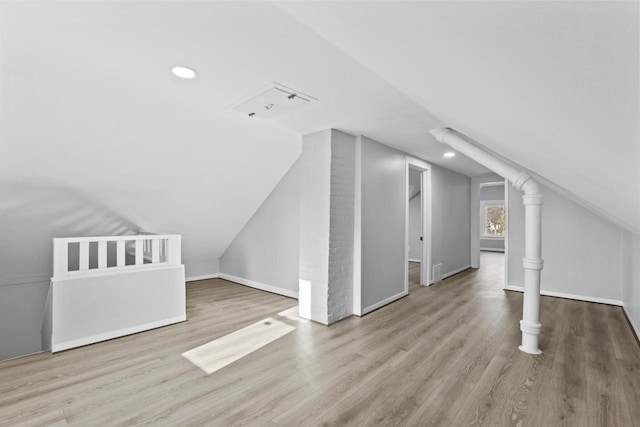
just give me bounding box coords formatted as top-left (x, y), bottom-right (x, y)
top-left (278, 1), bottom-right (640, 233)
top-left (0, 1), bottom-right (637, 280)
top-left (0, 1), bottom-right (487, 278)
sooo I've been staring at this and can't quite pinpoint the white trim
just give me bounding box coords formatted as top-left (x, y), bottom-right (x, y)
top-left (480, 235), bottom-right (505, 241)
top-left (480, 248), bottom-right (505, 252)
top-left (186, 273), bottom-right (219, 282)
top-left (408, 258), bottom-right (421, 263)
top-left (406, 156), bottom-right (432, 287)
top-left (218, 273), bottom-right (298, 299)
top-left (504, 284), bottom-right (623, 306)
top-left (0, 275), bottom-right (50, 287)
top-left (52, 315), bottom-right (186, 353)
top-left (442, 265), bottom-right (472, 280)
top-left (361, 291), bottom-right (408, 315)
top-left (623, 305), bottom-right (640, 342)
top-left (353, 136), bottom-right (363, 316)
top-left (1, 350), bottom-right (47, 362)
top-left (479, 181), bottom-right (506, 189)
top-left (50, 263), bottom-right (180, 282)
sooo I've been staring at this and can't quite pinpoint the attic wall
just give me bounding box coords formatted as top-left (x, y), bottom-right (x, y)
top-left (430, 164), bottom-right (472, 278)
top-left (219, 156), bottom-right (302, 296)
top-left (623, 231), bottom-right (640, 339)
top-left (507, 182), bottom-right (624, 303)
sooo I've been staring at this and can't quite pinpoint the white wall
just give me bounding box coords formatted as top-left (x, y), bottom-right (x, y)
top-left (430, 164), bottom-right (471, 278)
top-left (479, 183), bottom-right (505, 252)
top-left (623, 231), bottom-right (640, 338)
top-left (359, 137), bottom-right (407, 312)
top-left (507, 183), bottom-right (624, 304)
top-left (408, 195), bottom-right (422, 261)
top-left (219, 157), bottom-right (302, 297)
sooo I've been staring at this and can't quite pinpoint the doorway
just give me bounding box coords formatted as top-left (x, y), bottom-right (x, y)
top-left (405, 160), bottom-right (431, 290)
top-left (475, 180), bottom-right (508, 287)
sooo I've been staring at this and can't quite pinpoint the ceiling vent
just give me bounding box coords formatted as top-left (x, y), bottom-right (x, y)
top-left (229, 83), bottom-right (317, 119)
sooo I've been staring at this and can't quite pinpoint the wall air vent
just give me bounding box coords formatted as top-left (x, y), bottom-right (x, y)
top-left (229, 83), bottom-right (317, 119)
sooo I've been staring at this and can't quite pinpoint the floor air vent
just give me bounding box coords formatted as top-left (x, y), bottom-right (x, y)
top-left (432, 263), bottom-right (443, 282)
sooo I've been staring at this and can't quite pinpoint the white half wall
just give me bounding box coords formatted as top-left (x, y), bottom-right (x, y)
top-left (507, 182), bottom-right (624, 303)
top-left (50, 265), bottom-right (186, 352)
top-left (219, 157), bottom-right (302, 297)
top-left (431, 164), bottom-right (472, 279)
top-left (623, 231), bottom-right (640, 339)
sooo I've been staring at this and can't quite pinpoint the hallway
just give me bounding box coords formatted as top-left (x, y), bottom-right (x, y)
top-left (1, 252), bottom-right (639, 426)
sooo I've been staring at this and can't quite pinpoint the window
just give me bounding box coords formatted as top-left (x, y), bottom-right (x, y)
top-left (480, 200), bottom-right (505, 238)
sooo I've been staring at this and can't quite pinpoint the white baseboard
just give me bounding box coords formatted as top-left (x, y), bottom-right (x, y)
top-left (361, 291), bottom-right (408, 315)
top-left (52, 315), bottom-right (186, 353)
top-left (504, 284), bottom-right (623, 306)
top-left (442, 265), bottom-right (472, 280)
top-left (622, 305), bottom-right (640, 341)
top-left (479, 248), bottom-right (505, 253)
top-left (218, 273), bottom-right (298, 299)
top-left (408, 259), bottom-right (421, 263)
top-left (186, 273), bottom-right (219, 282)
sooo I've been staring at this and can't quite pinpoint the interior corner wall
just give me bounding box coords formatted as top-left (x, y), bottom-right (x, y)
top-left (622, 231), bottom-right (640, 338)
top-left (185, 259), bottom-right (220, 280)
top-left (359, 136), bottom-right (407, 312)
top-left (219, 156), bottom-right (302, 297)
top-left (507, 182), bottom-right (624, 303)
top-left (430, 164), bottom-right (471, 278)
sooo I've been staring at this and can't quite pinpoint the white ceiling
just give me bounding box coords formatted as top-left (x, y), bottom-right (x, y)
top-left (0, 1), bottom-right (637, 276)
top-left (278, 1), bottom-right (640, 232)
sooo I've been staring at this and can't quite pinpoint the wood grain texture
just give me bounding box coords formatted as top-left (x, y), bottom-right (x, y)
top-left (1, 253), bottom-right (638, 426)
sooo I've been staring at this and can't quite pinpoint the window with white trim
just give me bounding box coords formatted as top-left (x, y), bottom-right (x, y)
top-left (480, 200), bottom-right (505, 238)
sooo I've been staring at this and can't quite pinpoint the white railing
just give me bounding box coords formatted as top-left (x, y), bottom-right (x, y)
top-left (52, 234), bottom-right (181, 280)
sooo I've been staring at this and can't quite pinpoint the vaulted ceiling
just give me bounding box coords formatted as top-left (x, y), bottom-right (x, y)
top-left (1, 1), bottom-right (637, 277)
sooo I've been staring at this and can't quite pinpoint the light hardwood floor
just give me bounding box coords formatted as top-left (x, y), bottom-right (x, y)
top-left (1, 252), bottom-right (639, 426)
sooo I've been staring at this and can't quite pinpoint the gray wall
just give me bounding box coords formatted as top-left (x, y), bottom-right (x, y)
top-left (408, 195), bottom-right (422, 260)
top-left (479, 183), bottom-right (505, 252)
top-left (507, 182), bottom-right (624, 302)
top-left (623, 231), bottom-right (640, 339)
top-left (360, 137), bottom-right (407, 310)
top-left (219, 156), bottom-right (302, 295)
top-left (0, 184), bottom-right (142, 361)
top-left (430, 164), bottom-right (472, 278)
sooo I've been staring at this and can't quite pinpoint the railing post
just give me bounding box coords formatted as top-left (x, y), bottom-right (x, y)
top-left (167, 235), bottom-right (181, 265)
top-left (52, 239), bottom-right (68, 279)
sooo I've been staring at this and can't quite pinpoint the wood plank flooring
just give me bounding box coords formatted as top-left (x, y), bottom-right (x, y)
top-left (1, 252), bottom-right (639, 426)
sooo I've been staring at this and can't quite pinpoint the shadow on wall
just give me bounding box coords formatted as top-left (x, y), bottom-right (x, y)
top-left (0, 182), bottom-right (141, 361)
top-left (0, 182), bottom-right (141, 283)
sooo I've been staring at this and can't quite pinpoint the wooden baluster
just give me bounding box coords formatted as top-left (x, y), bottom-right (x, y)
top-left (117, 240), bottom-right (125, 267)
top-left (53, 239), bottom-right (69, 279)
top-left (151, 239), bottom-right (160, 263)
top-left (98, 240), bottom-right (107, 269)
top-left (135, 239), bottom-right (144, 265)
top-left (79, 242), bottom-right (90, 270)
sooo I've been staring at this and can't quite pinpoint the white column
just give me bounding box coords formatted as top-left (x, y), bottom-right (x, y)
top-left (519, 193), bottom-right (543, 354)
top-left (299, 129), bottom-right (356, 325)
top-left (429, 127), bottom-right (544, 355)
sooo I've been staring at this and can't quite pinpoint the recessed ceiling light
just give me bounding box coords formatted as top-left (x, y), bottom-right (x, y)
top-left (171, 66), bottom-right (197, 79)
top-left (444, 151), bottom-right (456, 158)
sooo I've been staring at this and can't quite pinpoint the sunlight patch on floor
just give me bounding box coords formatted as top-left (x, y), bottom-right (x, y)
top-left (182, 317), bottom-right (296, 374)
